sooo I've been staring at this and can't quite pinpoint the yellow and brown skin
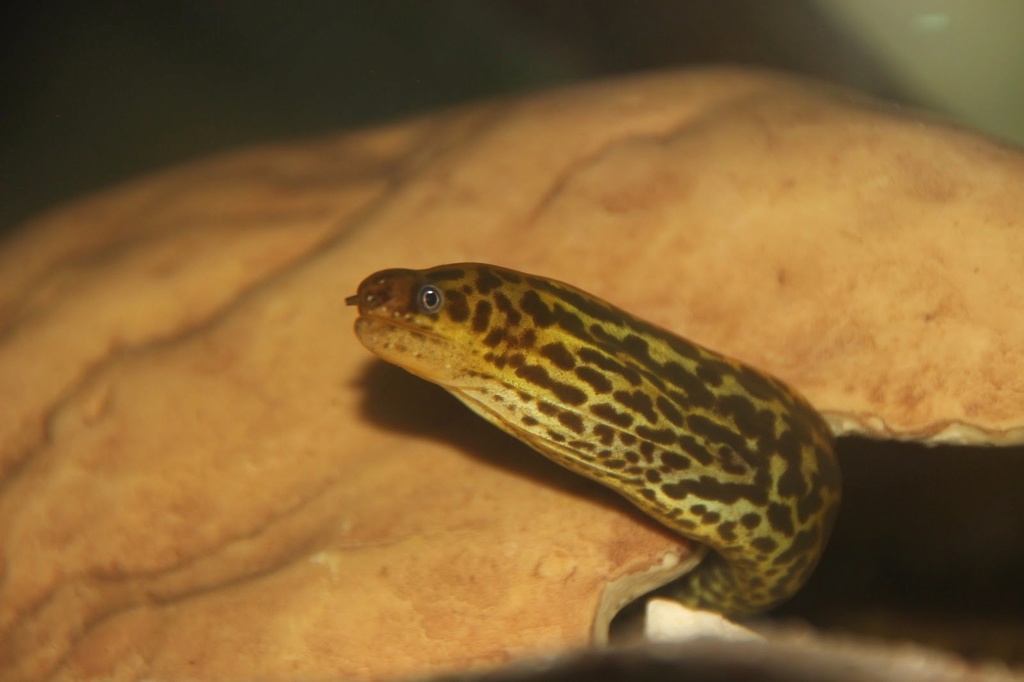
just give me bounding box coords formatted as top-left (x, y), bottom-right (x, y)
top-left (346, 263), bottom-right (841, 616)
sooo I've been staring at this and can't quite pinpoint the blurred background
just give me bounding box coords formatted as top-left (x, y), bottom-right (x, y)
top-left (3, 0), bottom-right (1024, 237)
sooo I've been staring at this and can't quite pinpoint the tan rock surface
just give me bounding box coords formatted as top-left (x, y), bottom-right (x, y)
top-left (2, 68), bottom-right (1024, 681)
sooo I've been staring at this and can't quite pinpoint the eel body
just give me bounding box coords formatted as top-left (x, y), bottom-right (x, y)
top-left (346, 263), bottom-right (841, 616)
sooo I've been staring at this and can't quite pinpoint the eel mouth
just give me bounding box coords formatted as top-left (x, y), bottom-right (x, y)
top-left (352, 314), bottom-right (442, 343)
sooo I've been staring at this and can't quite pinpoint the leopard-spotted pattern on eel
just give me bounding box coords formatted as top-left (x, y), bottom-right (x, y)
top-left (346, 263), bottom-right (841, 616)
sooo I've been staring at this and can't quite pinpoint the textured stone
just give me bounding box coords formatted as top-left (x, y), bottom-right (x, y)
top-left (2, 68), bottom-right (1024, 681)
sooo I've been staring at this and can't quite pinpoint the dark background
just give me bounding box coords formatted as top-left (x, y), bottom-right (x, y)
top-left (0, 1), bottom-right (947, 237)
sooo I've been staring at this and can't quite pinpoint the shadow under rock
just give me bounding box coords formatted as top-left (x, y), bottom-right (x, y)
top-left (773, 438), bottom-right (1024, 664)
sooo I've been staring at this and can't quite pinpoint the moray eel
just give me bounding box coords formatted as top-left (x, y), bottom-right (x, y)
top-left (346, 263), bottom-right (841, 616)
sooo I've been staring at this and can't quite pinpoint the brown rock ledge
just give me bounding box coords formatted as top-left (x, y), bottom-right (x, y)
top-left (2, 67), bottom-right (1024, 680)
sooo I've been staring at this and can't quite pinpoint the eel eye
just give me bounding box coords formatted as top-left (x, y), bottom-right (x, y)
top-left (417, 285), bottom-right (444, 314)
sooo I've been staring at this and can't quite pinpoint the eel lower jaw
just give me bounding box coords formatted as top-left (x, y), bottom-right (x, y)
top-left (353, 316), bottom-right (472, 387)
